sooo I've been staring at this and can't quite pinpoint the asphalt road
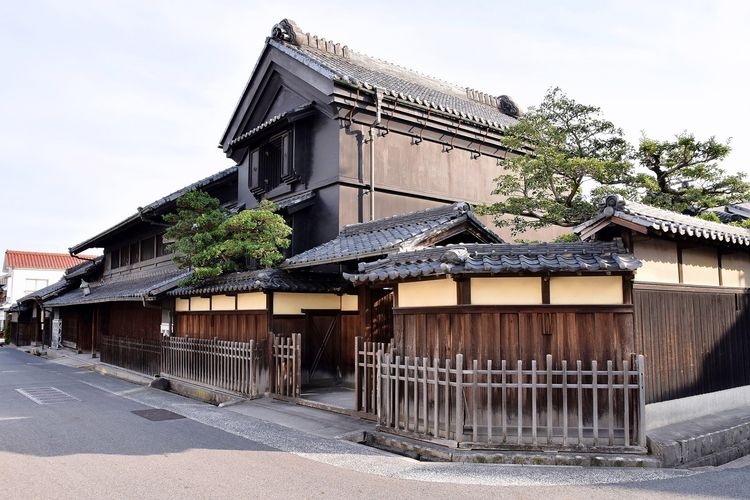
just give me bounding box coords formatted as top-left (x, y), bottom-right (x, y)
top-left (0, 346), bottom-right (748, 499)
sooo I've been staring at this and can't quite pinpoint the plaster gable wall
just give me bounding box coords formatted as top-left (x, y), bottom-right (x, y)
top-left (222, 47), bottom-right (335, 158)
top-left (6, 268), bottom-right (66, 304)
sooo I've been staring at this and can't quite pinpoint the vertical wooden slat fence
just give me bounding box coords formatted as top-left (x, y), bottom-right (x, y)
top-left (100, 335), bottom-right (161, 376)
top-left (161, 336), bottom-right (267, 398)
top-left (377, 351), bottom-right (646, 450)
top-left (271, 333), bottom-right (301, 398)
top-left (354, 336), bottom-right (392, 414)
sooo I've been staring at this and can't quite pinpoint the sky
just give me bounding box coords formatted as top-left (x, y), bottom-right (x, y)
top-left (1, 0), bottom-right (749, 254)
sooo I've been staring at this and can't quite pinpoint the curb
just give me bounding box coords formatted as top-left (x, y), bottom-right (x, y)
top-left (363, 431), bottom-right (661, 467)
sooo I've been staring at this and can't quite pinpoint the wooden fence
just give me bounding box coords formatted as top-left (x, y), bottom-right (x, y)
top-left (271, 333), bottom-right (301, 398)
top-left (161, 336), bottom-right (267, 398)
top-left (354, 337), bottom-right (392, 414)
top-left (100, 335), bottom-right (161, 376)
top-left (377, 352), bottom-right (646, 450)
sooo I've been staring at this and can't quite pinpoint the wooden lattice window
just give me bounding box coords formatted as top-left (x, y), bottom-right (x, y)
top-left (249, 131), bottom-right (293, 196)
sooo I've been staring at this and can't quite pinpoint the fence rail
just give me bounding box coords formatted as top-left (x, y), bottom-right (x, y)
top-left (271, 333), bottom-right (301, 398)
top-left (100, 335), bottom-right (161, 376)
top-left (161, 336), bottom-right (267, 398)
top-left (378, 352), bottom-right (646, 450)
top-left (354, 337), bottom-right (392, 414)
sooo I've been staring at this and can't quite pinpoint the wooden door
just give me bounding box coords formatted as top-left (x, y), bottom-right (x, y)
top-left (303, 310), bottom-right (340, 385)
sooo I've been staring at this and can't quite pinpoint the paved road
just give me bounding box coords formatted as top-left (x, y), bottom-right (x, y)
top-left (0, 346), bottom-right (748, 499)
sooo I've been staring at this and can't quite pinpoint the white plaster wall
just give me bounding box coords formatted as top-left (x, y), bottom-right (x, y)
top-left (5, 268), bottom-right (66, 303)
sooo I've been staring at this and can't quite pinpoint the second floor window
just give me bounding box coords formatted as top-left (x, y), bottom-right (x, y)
top-left (250, 131), bottom-right (293, 196)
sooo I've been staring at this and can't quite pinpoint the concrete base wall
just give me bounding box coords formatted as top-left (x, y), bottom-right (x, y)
top-left (646, 385), bottom-right (750, 430)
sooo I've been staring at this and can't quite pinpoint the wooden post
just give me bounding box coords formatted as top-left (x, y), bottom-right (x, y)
top-left (412, 357), bottom-right (418, 433)
top-left (637, 354), bottom-right (646, 448)
top-left (376, 349), bottom-right (383, 424)
top-left (472, 359), bottom-right (478, 443)
top-left (592, 360), bottom-right (599, 446)
top-left (577, 360), bottom-right (583, 446)
top-left (455, 354), bottom-right (464, 444)
top-left (487, 359), bottom-right (493, 444)
top-left (517, 360), bottom-right (523, 445)
top-left (355, 336), bottom-right (362, 411)
top-left (623, 358), bottom-right (630, 447)
top-left (531, 359), bottom-right (537, 445)
top-left (562, 360), bottom-right (568, 446)
top-left (433, 357), bottom-right (439, 438)
top-left (444, 358), bottom-right (450, 439)
top-left (422, 357), bottom-right (428, 435)
top-left (501, 359), bottom-right (507, 443)
top-left (404, 356), bottom-right (409, 431)
top-left (394, 355), bottom-right (401, 430)
top-left (546, 354), bottom-right (553, 444)
top-left (607, 360), bottom-right (614, 446)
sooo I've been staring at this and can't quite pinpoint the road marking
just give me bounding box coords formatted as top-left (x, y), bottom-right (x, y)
top-left (0, 416), bottom-right (31, 422)
top-left (15, 387), bottom-right (80, 405)
top-left (79, 380), bottom-right (145, 397)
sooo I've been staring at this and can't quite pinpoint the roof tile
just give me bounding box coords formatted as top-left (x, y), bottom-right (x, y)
top-left (3, 251), bottom-right (96, 271)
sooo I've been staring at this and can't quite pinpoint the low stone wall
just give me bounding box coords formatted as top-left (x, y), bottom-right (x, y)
top-left (647, 406), bottom-right (750, 467)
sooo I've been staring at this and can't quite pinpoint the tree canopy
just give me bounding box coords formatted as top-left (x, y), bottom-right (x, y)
top-left (481, 87), bottom-right (750, 234)
top-left (163, 191), bottom-right (291, 285)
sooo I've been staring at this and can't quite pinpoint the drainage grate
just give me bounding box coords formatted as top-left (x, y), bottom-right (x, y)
top-left (16, 387), bottom-right (80, 405)
top-left (131, 409), bottom-right (185, 421)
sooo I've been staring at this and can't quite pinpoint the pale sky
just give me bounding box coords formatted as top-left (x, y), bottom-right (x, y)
top-left (2, 0), bottom-right (749, 254)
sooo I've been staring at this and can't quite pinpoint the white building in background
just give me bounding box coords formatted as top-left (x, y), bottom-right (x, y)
top-left (0, 250), bottom-right (94, 327)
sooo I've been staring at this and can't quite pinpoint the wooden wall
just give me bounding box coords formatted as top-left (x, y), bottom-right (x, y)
top-left (634, 285), bottom-right (750, 404)
top-left (393, 305), bottom-right (635, 369)
top-left (106, 303), bottom-right (161, 340)
top-left (175, 311), bottom-right (268, 342)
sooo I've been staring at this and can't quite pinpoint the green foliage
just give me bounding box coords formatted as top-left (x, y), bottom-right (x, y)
top-left (635, 133), bottom-right (748, 214)
top-left (482, 88), bottom-right (750, 234)
top-left (163, 192), bottom-right (291, 286)
top-left (553, 233), bottom-right (581, 243)
top-left (695, 211), bottom-right (721, 223)
top-left (481, 87), bottom-right (632, 234)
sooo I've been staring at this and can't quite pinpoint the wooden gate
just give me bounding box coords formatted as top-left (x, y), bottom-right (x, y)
top-left (303, 311), bottom-right (339, 384)
top-left (271, 333), bottom-right (301, 398)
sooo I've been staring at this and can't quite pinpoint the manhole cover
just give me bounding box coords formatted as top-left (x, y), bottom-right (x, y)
top-left (131, 409), bottom-right (185, 421)
top-left (16, 387), bottom-right (80, 404)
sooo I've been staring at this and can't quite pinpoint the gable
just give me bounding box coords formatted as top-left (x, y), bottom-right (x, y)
top-left (221, 45), bottom-right (335, 158)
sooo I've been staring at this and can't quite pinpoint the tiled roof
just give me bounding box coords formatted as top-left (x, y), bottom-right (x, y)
top-left (168, 269), bottom-right (349, 297)
top-left (345, 240), bottom-right (640, 284)
top-left (69, 166), bottom-right (237, 253)
top-left (229, 104), bottom-right (314, 147)
top-left (44, 270), bottom-right (188, 307)
top-left (17, 279), bottom-right (71, 303)
top-left (267, 19), bottom-right (519, 130)
top-left (704, 202), bottom-right (750, 223)
top-left (576, 195), bottom-right (750, 247)
top-left (274, 190), bottom-right (316, 211)
top-left (282, 202), bottom-right (503, 269)
top-left (3, 250), bottom-right (96, 271)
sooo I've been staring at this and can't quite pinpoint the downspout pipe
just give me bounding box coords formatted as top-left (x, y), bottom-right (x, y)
top-left (370, 89), bottom-right (383, 221)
